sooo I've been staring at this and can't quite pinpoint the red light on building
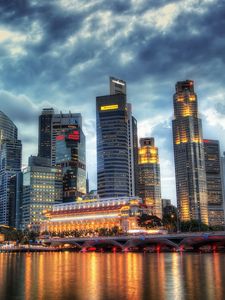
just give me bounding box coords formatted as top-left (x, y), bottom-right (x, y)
top-left (203, 139), bottom-right (212, 143)
top-left (68, 130), bottom-right (80, 141)
top-left (56, 135), bottom-right (65, 141)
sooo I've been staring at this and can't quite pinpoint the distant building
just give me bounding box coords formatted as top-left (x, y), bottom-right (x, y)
top-left (172, 80), bottom-right (208, 224)
top-left (22, 156), bottom-right (63, 231)
top-left (204, 140), bottom-right (225, 227)
top-left (0, 111), bottom-right (22, 227)
top-left (162, 199), bottom-right (171, 209)
top-left (38, 108), bottom-right (54, 160)
top-left (138, 138), bottom-right (162, 219)
top-left (56, 127), bottom-right (86, 202)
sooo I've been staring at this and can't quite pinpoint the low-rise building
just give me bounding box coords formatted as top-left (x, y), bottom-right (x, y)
top-left (41, 196), bottom-right (147, 234)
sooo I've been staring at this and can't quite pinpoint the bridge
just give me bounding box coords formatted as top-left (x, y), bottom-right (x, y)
top-left (43, 231), bottom-right (225, 252)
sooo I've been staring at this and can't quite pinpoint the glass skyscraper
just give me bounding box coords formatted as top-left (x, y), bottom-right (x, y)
top-left (96, 92), bottom-right (129, 197)
top-left (172, 80), bottom-right (208, 224)
top-left (0, 111), bottom-right (22, 226)
top-left (56, 127), bottom-right (86, 202)
top-left (138, 138), bottom-right (162, 219)
top-left (204, 139), bottom-right (225, 226)
top-left (96, 77), bottom-right (138, 198)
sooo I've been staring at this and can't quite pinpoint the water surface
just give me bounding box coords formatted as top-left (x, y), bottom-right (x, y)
top-left (0, 252), bottom-right (224, 300)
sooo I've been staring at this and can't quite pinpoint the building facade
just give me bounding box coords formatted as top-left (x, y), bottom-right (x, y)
top-left (172, 80), bottom-right (208, 224)
top-left (56, 128), bottom-right (86, 202)
top-left (204, 140), bottom-right (225, 226)
top-left (96, 77), bottom-right (138, 198)
top-left (22, 156), bottom-right (63, 231)
top-left (138, 138), bottom-right (162, 219)
top-left (41, 196), bottom-right (147, 234)
top-left (38, 108), bottom-right (54, 160)
top-left (0, 111), bottom-right (22, 226)
top-left (52, 112), bottom-right (82, 166)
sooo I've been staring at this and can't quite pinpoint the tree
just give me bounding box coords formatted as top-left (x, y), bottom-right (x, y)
top-left (180, 220), bottom-right (210, 232)
top-left (137, 214), bottom-right (163, 229)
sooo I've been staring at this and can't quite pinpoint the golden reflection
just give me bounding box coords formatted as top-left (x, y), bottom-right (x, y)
top-left (0, 253), bottom-right (225, 299)
top-left (25, 254), bottom-right (32, 300)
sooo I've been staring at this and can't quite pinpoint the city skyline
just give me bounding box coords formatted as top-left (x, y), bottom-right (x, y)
top-left (1, 1), bottom-right (225, 204)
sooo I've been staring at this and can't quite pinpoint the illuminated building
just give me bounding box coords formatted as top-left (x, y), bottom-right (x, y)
top-left (52, 112), bottom-right (82, 165)
top-left (204, 140), bottom-right (225, 226)
top-left (0, 111), bottom-right (22, 226)
top-left (138, 138), bottom-right (162, 219)
top-left (22, 156), bottom-right (62, 231)
top-left (38, 108), bottom-right (54, 160)
top-left (172, 80), bottom-right (208, 224)
top-left (41, 196), bottom-right (147, 234)
top-left (96, 77), bottom-right (138, 198)
top-left (56, 127), bottom-right (86, 202)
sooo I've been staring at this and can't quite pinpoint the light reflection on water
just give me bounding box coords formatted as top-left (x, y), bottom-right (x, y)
top-left (0, 252), bottom-right (225, 300)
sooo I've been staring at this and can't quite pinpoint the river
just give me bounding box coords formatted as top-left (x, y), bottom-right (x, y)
top-left (0, 252), bottom-right (224, 300)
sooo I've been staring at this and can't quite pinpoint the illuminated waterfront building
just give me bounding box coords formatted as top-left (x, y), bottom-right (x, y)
top-left (138, 138), bottom-right (162, 219)
top-left (172, 80), bottom-right (208, 224)
top-left (0, 111), bottom-right (22, 226)
top-left (56, 127), bottom-right (86, 202)
top-left (38, 108), bottom-right (54, 160)
top-left (204, 140), bottom-right (225, 226)
top-left (41, 196), bottom-right (147, 234)
top-left (96, 77), bottom-right (138, 198)
top-left (22, 156), bottom-right (62, 231)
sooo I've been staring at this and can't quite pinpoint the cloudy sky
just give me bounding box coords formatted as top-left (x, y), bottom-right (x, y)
top-left (0, 0), bottom-right (225, 203)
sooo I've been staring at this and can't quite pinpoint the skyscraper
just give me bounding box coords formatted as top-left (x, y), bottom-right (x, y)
top-left (204, 139), bottom-right (225, 226)
top-left (172, 80), bottom-right (208, 224)
top-left (0, 111), bottom-right (22, 226)
top-left (138, 138), bottom-right (162, 219)
top-left (96, 92), bottom-right (129, 198)
top-left (38, 108), bottom-right (54, 160)
top-left (52, 112), bottom-right (82, 165)
top-left (96, 77), bottom-right (138, 198)
top-left (22, 156), bottom-right (62, 231)
top-left (56, 127), bottom-right (86, 202)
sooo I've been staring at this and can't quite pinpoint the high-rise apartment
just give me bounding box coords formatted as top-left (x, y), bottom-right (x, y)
top-left (172, 80), bottom-right (208, 224)
top-left (138, 138), bottom-right (162, 219)
top-left (96, 77), bottom-right (138, 198)
top-left (204, 140), bottom-right (224, 226)
top-left (56, 127), bottom-right (86, 202)
top-left (0, 111), bottom-right (22, 226)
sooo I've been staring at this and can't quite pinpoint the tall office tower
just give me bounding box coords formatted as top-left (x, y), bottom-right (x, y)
top-left (38, 108), bottom-right (54, 159)
top-left (96, 77), bottom-right (132, 198)
top-left (138, 138), bottom-right (162, 218)
top-left (56, 127), bottom-right (86, 202)
top-left (51, 112), bottom-right (82, 165)
top-left (22, 156), bottom-right (62, 231)
top-left (127, 103), bottom-right (139, 196)
top-left (172, 80), bottom-right (208, 224)
top-left (0, 111), bottom-right (22, 226)
top-left (204, 140), bottom-right (225, 226)
top-left (110, 76), bottom-right (126, 95)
